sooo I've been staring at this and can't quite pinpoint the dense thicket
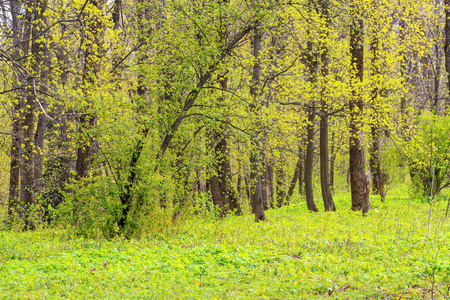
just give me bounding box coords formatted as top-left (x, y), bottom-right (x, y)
top-left (0, 0), bottom-right (449, 236)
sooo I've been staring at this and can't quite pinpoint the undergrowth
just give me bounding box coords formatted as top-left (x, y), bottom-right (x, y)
top-left (1, 192), bottom-right (450, 299)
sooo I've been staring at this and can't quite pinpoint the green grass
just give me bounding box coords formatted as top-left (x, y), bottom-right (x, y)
top-left (1, 193), bottom-right (450, 299)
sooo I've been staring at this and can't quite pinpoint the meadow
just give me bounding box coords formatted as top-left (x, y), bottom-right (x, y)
top-left (1, 192), bottom-right (450, 299)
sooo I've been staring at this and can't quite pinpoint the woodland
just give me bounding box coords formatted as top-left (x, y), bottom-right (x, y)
top-left (1, 0), bottom-right (450, 298)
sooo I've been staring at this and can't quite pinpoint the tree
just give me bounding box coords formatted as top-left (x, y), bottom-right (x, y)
top-left (318, 0), bottom-right (335, 211)
top-left (349, 0), bottom-right (370, 214)
top-left (6, 0), bottom-right (50, 229)
top-left (249, 18), bottom-right (267, 222)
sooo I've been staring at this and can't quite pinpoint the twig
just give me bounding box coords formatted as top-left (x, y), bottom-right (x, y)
top-left (32, 79), bottom-right (54, 122)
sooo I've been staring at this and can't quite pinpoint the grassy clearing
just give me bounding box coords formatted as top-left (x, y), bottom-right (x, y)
top-left (1, 193), bottom-right (450, 299)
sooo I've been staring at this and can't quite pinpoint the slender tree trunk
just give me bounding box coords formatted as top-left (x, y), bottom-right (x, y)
top-left (76, 0), bottom-right (103, 179)
top-left (210, 77), bottom-right (241, 216)
top-left (320, 113), bottom-right (335, 211)
top-left (304, 22), bottom-right (318, 212)
top-left (112, 0), bottom-right (121, 30)
top-left (298, 144), bottom-right (305, 196)
top-left (287, 155), bottom-right (301, 202)
top-left (349, 2), bottom-right (370, 213)
top-left (330, 147), bottom-right (336, 194)
top-left (318, 0), bottom-right (335, 212)
top-left (368, 30), bottom-right (383, 197)
top-left (433, 42), bottom-right (441, 116)
top-left (21, 88), bottom-right (36, 228)
top-left (262, 161), bottom-right (273, 210)
top-left (445, 0), bottom-right (450, 110)
top-left (8, 0), bottom-right (48, 228)
top-left (305, 105), bottom-right (318, 212)
top-left (32, 0), bottom-right (50, 202)
top-left (7, 0), bottom-right (22, 220)
top-left (210, 128), bottom-right (242, 216)
top-left (249, 21), bottom-right (267, 221)
top-left (275, 158), bottom-right (287, 208)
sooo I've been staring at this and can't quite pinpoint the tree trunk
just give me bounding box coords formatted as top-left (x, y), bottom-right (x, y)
top-left (318, 0), bottom-right (335, 212)
top-left (287, 155), bottom-right (301, 202)
top-left (368, 31), bottom-right (383, 197)
top-left (210, 128), bottom-right (242, 216)
top-left (249, 21), bottom-right (267, 222)
top-left (76, 0), bottom-right (104, 179)
top-left (112, 0), bottom-right (121, 30)
top-left (275, 159), bottom-right (287, 208)
top-left (20, 89), bottom-right (36, 228)
top-left (349, 2), bottom-right (370, 213)
top-left (7, 0), bottom-right (22, 222)
top-left (304, 22), bottom-right (318, 212)
top-left (305, 105), bottom-right (318, 212)
top-left (330, 131), bottom-right (336, 194)
top-left (8, 0), bottom-right (49, 228)
top-left (298, 145), bottom-right (304, 196)
top-left (209, 76), bottom-right (241, 216)
top-left (262, 162), bottom-right (273, 210)
top-left (433, 42), bottom-right (441, 115)
top-left (32, 0), bottom-right (50, 201)
top-left (445, 0), bottom-right (450, 109)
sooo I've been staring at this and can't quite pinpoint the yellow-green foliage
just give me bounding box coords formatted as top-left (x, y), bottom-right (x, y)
top-left (2, 192), bottom-right (450, 299)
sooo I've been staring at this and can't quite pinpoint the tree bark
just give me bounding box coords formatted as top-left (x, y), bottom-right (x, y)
top-left (287, 155), bottom-right (302, 202)
top-left (7, 0), bottom-right (23, 221)
top-left (368, 30), bottom-right (383, 197)
top-left (349, 2), bottom-right (370, 213)
top-left (8, 0), bottom-right (49, 228)
top-left (305, 105), bottom-right (318, 212)
top-left (76, 0), bottom-right (103, 179)
top-left (275, 158), bottom-right (287, 208)
top-left (318, 0), bottom-right (335, 212)
top-left (210, 127), bottom-right (242, 216)
top-left (304, 22), bottom-right (318, 212)
top-left (298, 144), bottom-right (305, 196)
top-left (249, 21), bottom-right (267, 221)
top-left (445, 0), bottom-right (450, 110)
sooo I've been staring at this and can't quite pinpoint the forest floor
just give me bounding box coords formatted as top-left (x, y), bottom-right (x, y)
top-left (1, 191), bottom-right (450, 299)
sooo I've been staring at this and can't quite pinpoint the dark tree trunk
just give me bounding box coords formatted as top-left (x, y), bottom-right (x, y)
top-left (349, 3), bottom-right (370, 214)
top-left (304, 25), bottom-right (318, 212)
top-left (210, 128), bottom-right (242, 216)
top-left (7, 0), bottom-right (22, 221)
top-left (21, 90), bottom-right (36, 228)
top-left (34, 111), bottom-right (48, 197)
top-left (368, 32), bottom-right (383, 197)
top-left (298, 146), bottom-right (304, 196)
top-left (445, 0), bottom-right (450, 109)
top-left (287, 155), bottom-right (302, 202)
top-left (305, 105), bottom-right (318, 212)
top-left (318, 0), bottom-right (335, 212)
top-left (76, 0), bottom-right (103, 179)
top-left (399, 16), bottom-right (408, 116)
top-left (117, 0), bottom-right (152, 229)
top-left (209, 76), bottom-right (241, 216)
top-left (320, 115), bottom-right (335, 211)
top-left (249, 21), bottom-right (266, 222)
top-left (330, 131), bottom-right (336, 194)
top-left (32, 0), bottom-right (50, 201)
top-left (8, 0), bottom-right (49, 228)
top-left (75, 114), bottom-right (97, 179)
top-left (112, 0), bottom-right (121, 29)
top-left (275, 159), bottom-right (287, 208)
top-left (433, 42), bottom-right (441, 115)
